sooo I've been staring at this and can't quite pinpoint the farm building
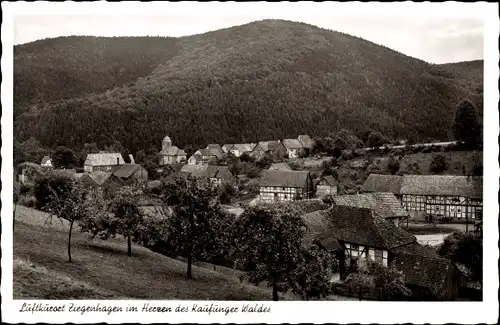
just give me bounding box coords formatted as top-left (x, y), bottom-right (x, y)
top-left (159, 135), bottom-right (187, 165)
top-left (315, 175), bottom-right (338, 197)
top-left (40, 156), bottom-right (53, 168)
top-left (180, 165), bottom-right (234, 187)
top-left (302, 205), bottom-right (464, 300)
top-left (187, 154), bottom-right (204, 166)
top-left (282, 139), bottom-right (305, 158)
top-left (258, 170), bottom-right (313, 203)
top-left (112, 164), bottom-right (148, 184)
top-left (332, 192), bottom-right (410, 227)
top-left (192, 149), bottom-right (218, 164)
top-left (221, 144), bottom-right (234, 154)
top-left (251, 140), bottom-right (287, 160)
top-left (80, 171), bottom-right (124, 190)
top-left (84, 152), bottom-right (125, 173)
top-left (229, 143), bottom-right (256, 157)
top-left (361, 174), bottom-right (483, 221)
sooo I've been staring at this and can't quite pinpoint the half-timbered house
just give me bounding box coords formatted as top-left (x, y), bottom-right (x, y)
top-left (83, 152), bottom-right (125, 173)
top-left (315, 175), bottom-right (338, 197)
top-left (258, 170), bottom-right (313, 202)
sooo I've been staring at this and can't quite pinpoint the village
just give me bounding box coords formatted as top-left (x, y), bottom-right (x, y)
top-left (14, 130), bottom-right (483, 301)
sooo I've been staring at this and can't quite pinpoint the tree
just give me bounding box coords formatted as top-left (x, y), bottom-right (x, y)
top-left (344, 261), bottom-right (411, 300)
top-left (135, 149), bottom-right (146, 164)
top-left (452, 100), bottom-right (482, 149)
top-left (162, 177), bottom-right (229, 279)
top-left (430, 154), bottom-right (448, 174)
top-left (366, 131), bottom-right (389, 148)
top-left (52, 146), bottom-right (77, 169)
top-left (387, 155), bottom-right (400, 175)
top-left (233, 204), bottom-right (308, 301)
top-left (36, 172), bottom-right (104, 262)
top-left (438, 232), bottom-right (482, 286)
top-left (468, 151), bottom-right (483, 176)
top-left (13, 179), bottom-right (21, 230)
top-left (290, 244), bottom-right (336, 300)
top-left (81, 185), bottom-right (143, 257)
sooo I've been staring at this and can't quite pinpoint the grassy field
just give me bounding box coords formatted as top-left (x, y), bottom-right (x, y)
top-left (13, 206), bottom-right (353, 301)
top-left (13, 206), bottom-right (295, 300)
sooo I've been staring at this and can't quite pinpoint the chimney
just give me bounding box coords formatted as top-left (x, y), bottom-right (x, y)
top-left (117, 157), bottom-right (119, 166)
top-left (129, 154), bottom-right (135, 164)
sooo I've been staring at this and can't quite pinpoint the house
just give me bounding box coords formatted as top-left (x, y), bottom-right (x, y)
top-left (112, 164), bottom-right (148, 184)
top-left (332, 192), bottom-right (410, 227)
top-left (206, 144), bottom-right (224, 159)
top-left (251, 141), bottom-right (287, 160)
top-left (315, 175), bottom-right (338, 197)
top-left (302, 205), bottom-right (464, 300)
top-left (40, 156), bottom-right (53, 168)
top-left (282, 139), bottom-right (305, 158)
top-left (229, 143), bottom-right (256, 157)
top-left (268, 162), bottom-right (292, 171)
top-left (159, 135), bottom-right (187, 165)
top-left (298, 135), bottom-right (315, 152)
top-left (80, 171), bottom-right (124, 190)
top-left (222, 144), bottom-right (234, 154)
top-left (84, 152), bottom-right (125, 173)
top-left (361, 174), bottom-right (483, 221)
top-left (179, 164), bottom-right (234, 187)
top-left (192, 149), bottom-right (218, 164)
top-left (258, 170), bottom-right (313, 202)
top-left (188, 154), bottom-right (205, 166)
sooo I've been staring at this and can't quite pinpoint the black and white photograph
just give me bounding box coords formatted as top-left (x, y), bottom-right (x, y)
top-left (1, 1), bottom-right (498, 323)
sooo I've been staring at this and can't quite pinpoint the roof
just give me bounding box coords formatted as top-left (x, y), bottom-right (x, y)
top-left (160, 146), bottom-right (185, 156)
top-left (361, 174), bottom-right (403, 194)
top-left (392, 250), bottom-right (453, 290)
top-left (333, 192), bottom-right (409, 219)
top-left (180, 164), bottom-right (204, 175)
top-left (222, 144), bottom-right (234, 151)
top-left (18, 162), bottom-right (42, 170)
top-left (282, 139), bottom-right (304, 149)
top-left (301, 210), bottom-right (342, 251)
top-left (207, 144), bottom-right (222, 150)
top-left (113, 164), bottom-right (144, 178)
top-left (318, 175), bottom-right (337, 187)
top-left (268, 162), bottom-right (292, 171)
top-left (196, 149), bottom-right (216, 157)
top-left (302, 206), bottom-right (416, 249)
top-left (163, 135), bottom-right (172, 142)
top-left (254, 141), bottom-right (284, 152)
top-left (180, 165), bottom-right (234, 182)
top-left (188, 154), bottom-right (203, 162)
top-left (298, 135), bottom-right (315, 149)
top-left (84, 152), bottom-right (125, 167)
top-left (259, 170), bottom-right (310, 188)
top-left (231, 143), bottom-right (256, 153)
top-left (82, 171), bottom-right (113, 186)
top-left (400, 175), bottom-right (483, 199)
top-left (206, 145), bottom-right (224, 158)
top-left (41, 156), bottom-right (51, 164)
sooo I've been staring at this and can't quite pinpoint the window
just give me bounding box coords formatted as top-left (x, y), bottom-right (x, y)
top-left (351, 243), bottom-right (359, 250)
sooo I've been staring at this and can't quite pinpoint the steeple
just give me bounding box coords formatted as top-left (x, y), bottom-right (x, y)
top-left (162, 135), bottom-right (173, 151)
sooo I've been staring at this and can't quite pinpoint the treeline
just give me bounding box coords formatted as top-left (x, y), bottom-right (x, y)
top-left (14, 20), bottom-right (483, 155)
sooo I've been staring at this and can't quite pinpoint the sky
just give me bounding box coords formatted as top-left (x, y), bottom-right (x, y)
top-left (12, 2), bottom-right (485, 64)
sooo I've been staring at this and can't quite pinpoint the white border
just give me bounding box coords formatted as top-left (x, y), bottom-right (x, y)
top-left (2, 2), bottom-right (499, 324)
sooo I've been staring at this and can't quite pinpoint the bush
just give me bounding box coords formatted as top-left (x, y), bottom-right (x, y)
top-left (246, 166), bottom-right (261, 179)
top-left (429, 154), bottom-right (448, 174)
top-left (387, 156), bottom-right (400, 175)
top-left (366, 131), bottom-right (389, 148)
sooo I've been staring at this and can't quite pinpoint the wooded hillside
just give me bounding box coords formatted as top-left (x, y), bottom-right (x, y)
top-left (14, 19), bottom-right (483, 157)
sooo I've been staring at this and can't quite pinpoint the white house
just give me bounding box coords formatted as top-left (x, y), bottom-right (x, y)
top-left (84, 152), bottom-right (125, 173)
top-left (41, 156), bottom-right (53, 168)
top-left (258, 170), bottom-right (313, 203)
top-left (159, 135), bottom-right (187, 165)
top-left (282, 139), bottom-right (305, 158)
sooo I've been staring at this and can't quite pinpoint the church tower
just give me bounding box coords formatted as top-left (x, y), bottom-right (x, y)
top-left (162, 135), bottom-right (173, 151)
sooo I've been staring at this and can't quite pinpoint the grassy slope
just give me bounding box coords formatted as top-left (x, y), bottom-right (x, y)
top-left (14, 19), bottom-right (483, 149)
top-left (13, 206), bottom-right (293, 300)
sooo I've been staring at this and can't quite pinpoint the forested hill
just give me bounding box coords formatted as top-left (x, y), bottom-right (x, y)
top-left (14, 19), bottom-right (483, 155)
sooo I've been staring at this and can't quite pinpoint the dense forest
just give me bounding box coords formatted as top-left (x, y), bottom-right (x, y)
top-left (14, 19), bottom-right (483, 163)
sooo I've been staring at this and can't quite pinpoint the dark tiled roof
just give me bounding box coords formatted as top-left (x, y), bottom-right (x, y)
top-left (303, 206), bottom-right (416, 249)
top-left (282, 139), bottom-right (304, 149)
top-left (189, 154), bottom-right (203, 162)
top-left (392, 251), bottom-right (452, 290)
top-left (196, 148), bottom-right (215, 157)
top-left (301, 210), bottom-right (342, 251)
top-left (113, 164), bottom-right (142, 178)
top-left (268, 162), bottom-right (292, 171)
top-left (333, 192), bottom-right (409, 219)
top-left (361, 174), bottom-right (403, 194)
top-left (254, 141), bottom-right (284, 152)
top-left (232, 143), bottom-right (256, 153)
top-left (84, 152), bottom-right (125, 167)
top-left (319, 175), bottom-right (337, 187)
top-left (82, 171), bottom-right (113, 186)
top-left (401, 175), bottom-right (483, 199)
top-left (206, 147), bottom-right (223, 159)
top-left (259, 170), bottom-right (310, 188)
